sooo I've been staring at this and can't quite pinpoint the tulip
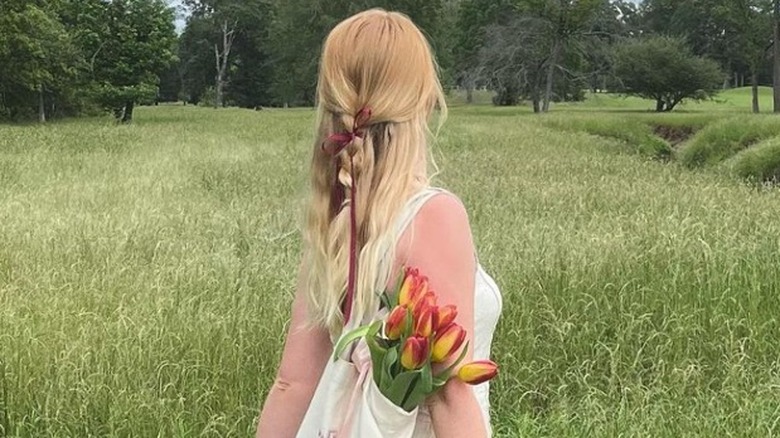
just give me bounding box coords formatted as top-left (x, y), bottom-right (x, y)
top-left (414, 305), bottom-right (436, 338)
top-left (398, 268), bottom-right (428, 308)
top-left (435, 305), bottom-right (457, 331)
top-left (400, 336), bottom-right (430, 370)
top-left (457, 360), bottom-right (498, 385)
top-left (412, 291), bottom-right (437, 318)
top-left (384, 306), bottom-right (407, 340)
top-left (431, 323), bottom-right (466, 363)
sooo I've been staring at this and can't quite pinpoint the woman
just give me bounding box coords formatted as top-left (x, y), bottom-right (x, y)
top-left (256, 9), bottom-right (502, 437)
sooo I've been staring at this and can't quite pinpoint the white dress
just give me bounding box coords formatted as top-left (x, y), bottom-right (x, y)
top-left (295, 187), bottom-right (503, 437)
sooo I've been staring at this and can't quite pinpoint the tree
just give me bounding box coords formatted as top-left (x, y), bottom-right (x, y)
top-left (0, 0), bottom-right (80, 122)
top-left (519, 0), bottom-right (609, 112)
top-left (479, 14), bottom-right (552, 110)
top-left (454, 0), bottom-right (517, 103)
top-left (583, 0), bottom-right (640, 92)
top-left (179, 14), bottom-right (214, 104)
top-left (774, 0), bottom-right (780, 112)
top-left (182, 0), bottom-right (275, 108)
top-left (714, 0), bottom-right (772, 113)
top-left (614, 36), bottom-right (723, 112)
top-left (72, 0), bottom-right (176, 123)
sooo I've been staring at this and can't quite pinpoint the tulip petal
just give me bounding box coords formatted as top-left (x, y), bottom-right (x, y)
top-left (432, 323), bottom-right (466, 363)
top-left (384, 305), bottom-right (407, 340)
top-left (457, 360), bottom-right (498, 385)
top-left (401, 336), bottom-right (430, 370)
top-left (436, 305), bottom-right (458, 330)
top-left (414, 306), bottom-right (435, 338)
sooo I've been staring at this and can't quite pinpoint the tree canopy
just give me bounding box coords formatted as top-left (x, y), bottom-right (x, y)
top-left (2, 0), bottom-right (779, 120)
top-left (614, 36), bottom-right (723, 112)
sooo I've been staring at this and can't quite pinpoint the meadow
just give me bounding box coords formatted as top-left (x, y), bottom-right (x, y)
top-left (1, 90), bottom-right (780, 437)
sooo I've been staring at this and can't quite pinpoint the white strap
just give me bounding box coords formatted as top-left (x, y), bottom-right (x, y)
top-left (391, 187), bottom-right (448, 238)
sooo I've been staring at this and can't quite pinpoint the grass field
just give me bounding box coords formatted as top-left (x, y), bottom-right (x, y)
top-left (1, 90), bottom-right (780, 437)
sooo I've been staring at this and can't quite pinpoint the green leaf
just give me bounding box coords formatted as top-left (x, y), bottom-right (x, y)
top-left (381, 347), bottom-right (398, 392)
top-left (332, 325), bottom-right (370, 361)
top-left (366, 324), bottom-right (388, 387)
top-left (385, 371), bottom-right (420, 408)
top-left (420, 362), bottom-right (433, 393)
top-left (402, 385), bottom-right (428, 412)
top-left (367, 320), bottom-right (382, 338)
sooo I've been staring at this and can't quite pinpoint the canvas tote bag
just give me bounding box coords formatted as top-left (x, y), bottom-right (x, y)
top-left (295, 329), bottom-right (431, 437)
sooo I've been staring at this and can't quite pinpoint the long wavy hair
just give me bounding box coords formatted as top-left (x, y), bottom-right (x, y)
top-left (303, 9), bottom-right (447, 335)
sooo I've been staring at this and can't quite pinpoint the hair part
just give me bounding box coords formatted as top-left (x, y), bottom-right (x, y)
top-left (303, 9), bottom-right (447, 335)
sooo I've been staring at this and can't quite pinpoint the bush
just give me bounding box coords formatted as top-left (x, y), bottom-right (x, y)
top-left (678, 117), bottom-right (780, 168)
top-left (729, 137), bottom-right (780, 184)
top-left (614, 37), bottom-right (723, 112)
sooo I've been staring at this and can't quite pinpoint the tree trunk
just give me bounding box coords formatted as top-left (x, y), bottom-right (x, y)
top-left (121, 101), bottom-right (134, 124)
top-left (214, 20), bottom-right (235, 109)
top-left (543, 42), bottom-right (561, 113)
top-left (734, 71), bottom-right (739, 88)
top-left (215, 70), bottom-right (224, 108)
top-left (466, 86), bottom-right (474, 104)
top-left (38, 86), bottom-right (46, 123)
top-left (656, 99), bottom-right (664, 112)
top-left (532, 97), bottom-right (541, 113)
top-left (774, 0), bottom-right (780, 112)
top-left (752, 70), bottom-right (760, 114)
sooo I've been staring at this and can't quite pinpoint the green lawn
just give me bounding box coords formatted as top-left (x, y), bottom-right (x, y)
top-left (1, 94), bottom-right (780, 437)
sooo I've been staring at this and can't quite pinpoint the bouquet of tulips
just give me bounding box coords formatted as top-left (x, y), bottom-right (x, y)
top-left (334, 267), bottom-right (498, 412)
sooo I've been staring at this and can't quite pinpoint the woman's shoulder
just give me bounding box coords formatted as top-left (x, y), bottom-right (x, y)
top-left (417, 189), bottom-right (469, 223)
top-left (394, 187), bottom-right (475, 270)
top-left (413, 189), bottom-right (473, 242)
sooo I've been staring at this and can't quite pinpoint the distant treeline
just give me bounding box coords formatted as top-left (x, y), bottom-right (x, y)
top-left (0, 0), bottom-right (775, 122)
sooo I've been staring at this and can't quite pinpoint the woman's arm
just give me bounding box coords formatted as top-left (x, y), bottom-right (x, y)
top-left (256, 263), bottom-right (332, 438)
top-left (401, 193), bottom-right (488, 438)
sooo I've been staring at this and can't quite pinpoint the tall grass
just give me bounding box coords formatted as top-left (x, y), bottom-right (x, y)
top-left (1, 105), bottom-right (780, 437)
top-left (728, 137), bottom-right (780, 184)
top-left (678, 115), bottom-right (780, 168)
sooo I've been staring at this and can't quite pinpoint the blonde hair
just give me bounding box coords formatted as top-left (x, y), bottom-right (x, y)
top-left (303, 9), bottom-right (447, 334)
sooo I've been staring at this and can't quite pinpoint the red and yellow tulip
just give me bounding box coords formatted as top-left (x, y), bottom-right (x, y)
top-left (412, 291), bottom-right (437, 317)
top-left (414, 305), bottom-right (436, 337)
top-left (457, 360), bottom-right (498, 385)
top-left (435, 305), bottom-right (457, 330)
top-left (384, 305), bottom-right (407, 340)
top-left (431, 323), bottom-right (466, 363)
top-left (400, 336), bottom-right (430, 370)
top-left (398, 268), bottom-right (428, 308)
